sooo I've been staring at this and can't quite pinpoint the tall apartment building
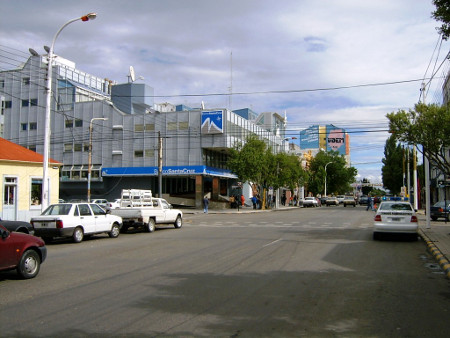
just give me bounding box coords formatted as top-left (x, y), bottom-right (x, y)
top-left (0, 53), bottom-right (286, 210)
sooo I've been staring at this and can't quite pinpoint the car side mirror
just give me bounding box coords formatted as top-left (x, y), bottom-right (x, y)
top-left (2, 229), bottom-right (10, 239)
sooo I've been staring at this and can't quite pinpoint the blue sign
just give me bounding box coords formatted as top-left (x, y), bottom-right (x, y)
top-left (201, 111), bottom-right (223, 134)
top-left (102, 165), bottom-right (237, 178)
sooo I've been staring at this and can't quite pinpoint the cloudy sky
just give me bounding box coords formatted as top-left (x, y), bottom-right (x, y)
top-left (1, 0), bottom-right (449, 183)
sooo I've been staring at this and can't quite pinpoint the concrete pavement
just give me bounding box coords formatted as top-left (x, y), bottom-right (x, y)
top-left (188, 205), bottom-right (450, 279)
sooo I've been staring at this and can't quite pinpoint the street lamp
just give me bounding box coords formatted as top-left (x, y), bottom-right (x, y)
top-left (324, 161), bottom-right (332, 197)
top-left (88, 117), bottom-right (108, 202)
top-left (41, 13), bottom-right (97, 212)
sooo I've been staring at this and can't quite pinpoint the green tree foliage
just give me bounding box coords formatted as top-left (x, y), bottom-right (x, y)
top-left (308, 150), bottom-right (357, 195)
top-left (227, 135), bottom-right (307, 202)
top-left (386, 103), bottom-right (450, 177)
top-left (432, 0), bottom-right (450, 40)
top-left (381, 135), bottom-right (404, 195)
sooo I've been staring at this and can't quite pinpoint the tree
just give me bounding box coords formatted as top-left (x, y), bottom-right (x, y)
top-left (381, 135), bottom-right (404, 194)
top-left (432, 0), bottom-right (450, 40)
top-left (308, 150), bottom-right (357, 195)
top-left (386, 103), bottom-right (450, 178)
top-left (227, 135), bottom-right (307, 207)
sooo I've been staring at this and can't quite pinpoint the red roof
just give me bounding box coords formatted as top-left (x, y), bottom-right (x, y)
top-left (0, 138), bottom-right (60, 164)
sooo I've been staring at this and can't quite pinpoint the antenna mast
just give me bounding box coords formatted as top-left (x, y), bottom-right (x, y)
top-left (229, 51), bottom-right (233, 111)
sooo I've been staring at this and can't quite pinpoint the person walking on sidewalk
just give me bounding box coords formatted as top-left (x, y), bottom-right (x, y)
top-left (241, 195), bottom-right (245, 208)
top-left (203, 196), bottom-right (209, 213)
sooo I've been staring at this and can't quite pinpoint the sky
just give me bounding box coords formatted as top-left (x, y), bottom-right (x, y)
top-left (1, 0), bottom-right (449, 183)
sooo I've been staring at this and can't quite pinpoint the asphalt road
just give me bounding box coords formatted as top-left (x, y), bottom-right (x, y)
top-left (1, 206), bottom-right (449, 337)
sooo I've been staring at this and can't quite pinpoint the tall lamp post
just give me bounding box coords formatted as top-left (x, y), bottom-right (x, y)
top-left (41, 13), bottom-right (97, 212)
top-left (88, 118), bottom-right (108, 202)
top-left (324, 161), bottom-right (332, 197)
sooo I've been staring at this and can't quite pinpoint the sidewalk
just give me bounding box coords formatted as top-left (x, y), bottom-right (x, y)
top-left (189, 206), bottom-right (450, 279)
top-left (417, 212), bottom-right (450, 279)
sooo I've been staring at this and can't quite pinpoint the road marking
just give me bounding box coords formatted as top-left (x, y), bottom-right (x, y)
top-left (263, 238), bottom-right (282, 247)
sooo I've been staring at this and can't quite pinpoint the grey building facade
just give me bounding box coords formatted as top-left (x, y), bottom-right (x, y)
top-left (1, 54), bottom-right (286, 209)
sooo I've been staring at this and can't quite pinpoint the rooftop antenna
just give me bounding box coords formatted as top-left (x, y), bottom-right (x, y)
top-left (128, 66), bottom-right (144, 83)
top-left (128, 66), bottom-right (136, 83)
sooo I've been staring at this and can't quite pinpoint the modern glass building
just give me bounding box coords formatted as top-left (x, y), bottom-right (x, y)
top-left (0, 53), bottom-right (286, 210)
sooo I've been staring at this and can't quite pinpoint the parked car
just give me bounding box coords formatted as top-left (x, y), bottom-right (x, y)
top-left (336, 195), bottom-right (345, 204)
top-left (105, 199), bottom-right (121, 211)
top-left (0, 225), bottom-right (47, 279)
top-left (343, 196), bottom-right (356, 207)
top-left (326, 197), bottom-right (339, 206)
top-left (359, 196), bottom-right (369, 205)
top-left (430, 201), bottom-right (450, 221)
top-left (302, 197), bottom-right (319, 207)
top-left (30, 203), bottom-right (123, 243)
top-left (373, 201), bottom-right (418, 240)
top-left (92, 199), bottom-right (109, 209)
top-left (0, 218), bottom-right (35, 235)
top-left (319, 196), bottom-right (328, 205)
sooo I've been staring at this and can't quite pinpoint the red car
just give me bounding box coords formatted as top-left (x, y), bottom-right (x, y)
top-left (0, 225), bottom-right (47, 279)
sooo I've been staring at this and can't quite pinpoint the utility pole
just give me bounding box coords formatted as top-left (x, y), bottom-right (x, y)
top-left (421, 82), bottom-right (431, 229)
top-left (158, 131), bottom-right (163, 198)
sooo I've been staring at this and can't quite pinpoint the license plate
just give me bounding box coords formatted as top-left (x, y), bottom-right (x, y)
top-left (40, 223), bottom-right (48, 227)
top-left (390, 217), bottom-right (401, 222)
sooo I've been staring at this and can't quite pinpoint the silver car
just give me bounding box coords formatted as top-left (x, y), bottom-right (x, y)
top-left (373, 201), bottom-right (418, 240)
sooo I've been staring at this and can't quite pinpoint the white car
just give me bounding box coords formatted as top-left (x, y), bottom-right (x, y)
top-left (105, 199), bottom-right (121, 211)
top-left (92, 199), bottom-right (109, 209)
top-left (373, 201), bottom-right (418, 240)
top-left (302, 197), bottom-right (318, 207)
top-left (31, 203), bottom-right (123, 243)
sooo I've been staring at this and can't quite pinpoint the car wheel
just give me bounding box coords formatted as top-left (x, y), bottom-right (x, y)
top-left (109, 223), bottom-right (120, 238)
top-left (373, 232), bottom-right (381, 240)
top-left (174, 215), bottom-right (182, 228)
top-left (73, 227), bottom-right (84, 243)
top-left (344, 204), bottom-right (347, 207)
top-left (146, 218), bottom-right (156, 233)
top-left (17, 250), bottom-right (40, 279)
top-left (431, 216), bottom-right (437, 221)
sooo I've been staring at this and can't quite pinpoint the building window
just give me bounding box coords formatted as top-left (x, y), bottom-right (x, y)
top-left (23, 77), bottom-right (30, 85)
top-left (64, 143), bottom-right (73, 152)
top-left (75, 119), bottom-right (83, 127)
top-left (21, 123), bottom-right (28, 131)
top-left (168, 122), bottom-right (177, 131)
top-left (135, 124), bottom-right (144, 132)
top-left (179, 121), bottom-right (189, 130)
top-left (74, 144), bottom-right (82, 152)
top-left (134, 150), bottom-right (144, 158)
top-left (84, 144), bottom-right (89, 152)
top-left (30, 98), bottom-right (38, 106)
top-left (0, 79), bottom-right (4, 88)
top-left (22, 99), bottom-right (29, 107)
top-left (65, 120), bottom-right (74, 128)
top-left (145, 149), bottom-right (154, 158)
top-left (28, 145), bottom-right (36, 152)
top-left (31, 178), bottom-right (42, 206)
top-left (145, 124), bottom-right (155, 131)
top-left (4, 101), bottom-right (12, 109)
top-left (29, 122), bottom-right (37, 130)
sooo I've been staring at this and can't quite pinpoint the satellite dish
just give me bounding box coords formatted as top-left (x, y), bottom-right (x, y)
top-left (129, 66), bottom-right (136, 82)
top-left (29, 48), bottom-right (39, 56)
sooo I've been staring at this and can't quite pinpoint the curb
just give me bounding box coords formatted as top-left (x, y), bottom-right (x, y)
top-left (419, 229), bottom-right (450, 279)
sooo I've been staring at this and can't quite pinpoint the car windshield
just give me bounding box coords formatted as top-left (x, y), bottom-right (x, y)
top-left (42, 204), bottom-right (72, 215)
top-left (379, 202), bottom-right (412, 211)
top-left (433, 201), bottom-right (448, 208)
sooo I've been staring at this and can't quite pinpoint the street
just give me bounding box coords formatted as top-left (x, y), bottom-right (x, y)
top-left (1, 206), bottom-right (449, 337)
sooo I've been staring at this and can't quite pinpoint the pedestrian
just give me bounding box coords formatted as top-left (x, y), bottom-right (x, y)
top-left (366, 195), bottom-right (374, 211)
top-left (241, 194), bottom-right (245, 208)
top-left (251, 195), bottom-right (257, 209)
top-left (203, 196), bottom-right (209, 213)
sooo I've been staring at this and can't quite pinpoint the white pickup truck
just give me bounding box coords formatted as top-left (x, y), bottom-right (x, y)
top-left (110, 189), bottom-right (183, 233)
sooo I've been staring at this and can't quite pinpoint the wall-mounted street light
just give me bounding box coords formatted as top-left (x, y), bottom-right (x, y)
top-left (41, 13), bottom-right (96, 211)
top-left (88, 117), bottom-right (108, 202)
top-left (324, 161), bottom-right (333, 197)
